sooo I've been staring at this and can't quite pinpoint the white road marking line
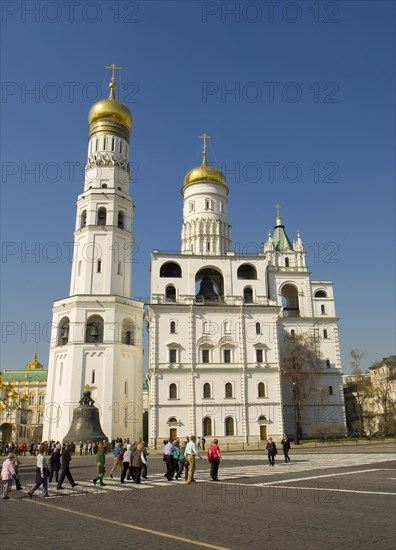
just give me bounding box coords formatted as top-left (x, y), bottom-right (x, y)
top-left (258, 468), bottom-right (386, 485)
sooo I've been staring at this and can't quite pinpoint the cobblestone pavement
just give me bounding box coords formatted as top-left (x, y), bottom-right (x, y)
top-left (1, 445), bottom-right (395, 550)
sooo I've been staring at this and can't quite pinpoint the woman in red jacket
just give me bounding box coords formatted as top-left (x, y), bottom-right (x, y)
top-left (207, 439), bottom-right (222, 481)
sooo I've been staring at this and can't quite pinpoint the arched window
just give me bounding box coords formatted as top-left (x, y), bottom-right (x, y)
top-left (323, 329), bottom-right (328, 339)
top-left (195, 267), bottom-right (224, 304)
top-left (290, 329), bottom-right (295, 338)
top-left (160, 262), bottom-right (182, 277)
top-left (80, 210), bottom-right (87, 228)
top-left (85, 315), bottom-right (104, 343)
top-left (326, 359), bottom-right (331, 368)
top-left (285, 258), bottom-right (289, 267)
top-left (168, 417), bottom-right (177, 423)
top-left (256, 322), bottom-right (261, 335)
top-left (244, 287), bottom-right (253, 304)
top-left (170, 321), bottom-right (176, 334)
top-left (117, 262), bottom-right (122, 275)
top-left (225, 383), bottom-right (233, 398)
top-left (315, 290), bottom-right (327, 298)
top-left (97, 207), bottom-right (107, 226)
top-left (57, 316), bottom-right (70, 346)
top-left (166, 285), bottom-right (176, 302)
top-left (203, 417), bottom-right (212, 437)
top-left (91, 370), bottom-right (96, 384)
top-left (169, 383), bottom-right (177, 399)
top-left (237, 264), bottom-right (258, 280)
top-left (281, 284), bottom-right (299, 317)
top-left (203, 383), bottom-right (211, 398)
top-left (121, 319), bottom-right (135, 345)
top-left (258, 382), bottom-right (265, 398)
top-left (97, 259), bottom-right (102, 273)
top-left (321, 305), bottom-right (326, 314)
top-left (118, 211), bottom-right (124, 229)
top-left (225, 417), bottom-right (235, 436)
top-left (328, 386), bottom-right (333, 396)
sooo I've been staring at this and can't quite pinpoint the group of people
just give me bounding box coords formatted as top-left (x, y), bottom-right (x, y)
top-left (1, 434), bottom-right (292, 498)
top-left (162, 436), bottom-right (223, 483)
top-left (266, 435), bottom-right (291, 466)
top-left (98, 440), bottom-right (149, 486)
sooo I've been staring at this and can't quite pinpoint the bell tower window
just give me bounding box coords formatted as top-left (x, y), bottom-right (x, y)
top-left (97, 207), bottom-right (107, 226)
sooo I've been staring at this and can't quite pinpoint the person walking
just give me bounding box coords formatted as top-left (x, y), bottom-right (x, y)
top-left (175, 440), bottom-right (188, 480)
top-left (207, 439), bottom-right (222, 481)
top-left (27, 445), bottom-right (49, 498)
top-left (48, 445), bottom-right (61, 483)
top-left (93, 442), bottom-right (106, 486)
top-left (1, 453), bottom-right (16, 499)
top-left (57, 444), bottom-right (78, 489)
top-left (109, 442), bottom-right (123, 478)
top-left (266, 437), bottom-right (278, 466)
top-left (131, 442), bottom-right (147, 484)
top-left (163, 439), bottom-right (176, 481)
top-left (185, 436), bottom-right (201, 483)
top-left (120, 443), bottom-right (133, 483)
top-left (281, 435), bottom-right (291, 463)
top-left (12, 454), bottom-right (22, 490)
top-left (141, 443), bottom-right (149, 479)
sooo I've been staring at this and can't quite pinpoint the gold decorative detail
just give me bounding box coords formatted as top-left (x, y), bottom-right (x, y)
top-left (88, 64), bottom-right (132, 129)
top-left (184, 134), bottom-right (227, 189)
top-left (84, 384), bottom-right (91, 390)
top-left (25, 353), bottom-right (44, 370)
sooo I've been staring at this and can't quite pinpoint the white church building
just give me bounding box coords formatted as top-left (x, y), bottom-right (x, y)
top-left (147, 137), bottom-right (346, 447)
top-left (43, 70), bottom-right (144, 442)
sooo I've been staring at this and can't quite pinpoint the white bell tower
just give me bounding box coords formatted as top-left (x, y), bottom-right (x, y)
top-left (43, 66), bottom-right (144, 443)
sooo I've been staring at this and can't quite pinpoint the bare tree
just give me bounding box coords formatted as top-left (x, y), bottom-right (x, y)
top-left (348, 349), bottom-right (372, 433)
top-left (280, 332), bottom-right (322, 441)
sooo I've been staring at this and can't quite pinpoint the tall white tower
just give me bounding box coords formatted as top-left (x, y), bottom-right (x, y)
top-left (43, 67), bottom-right (144, 442)
top-left (181, 134), bottom-right (231, 256)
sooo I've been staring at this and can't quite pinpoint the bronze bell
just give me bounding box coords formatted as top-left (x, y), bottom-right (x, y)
top-left (63, 391), bottom-right (108, 443)
top-left (60, 325), bottom-right (69, 338)
top-left (196, 276), bottom-right (219, 302)
top-left (90, 325), bottom-right (99, 337)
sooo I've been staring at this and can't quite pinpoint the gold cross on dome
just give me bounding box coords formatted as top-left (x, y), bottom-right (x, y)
top-left (199, 133), bottom-right (211, 162)
top-left (105, 64), bottom-right (122, 83)
top-left (275, 203), bottom-right (281, 217)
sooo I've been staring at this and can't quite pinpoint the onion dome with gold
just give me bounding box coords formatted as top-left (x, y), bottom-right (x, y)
top-left (25, 353), bottom-right (44, 370)
top-left (88, 64), bottom-right (132, 142)
top-left (183, 134), bottom-right (228, 193)
top-left (20, 394), bottom-right (29, 403)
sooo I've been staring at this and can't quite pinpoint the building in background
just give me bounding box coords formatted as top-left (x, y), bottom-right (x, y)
top-left (43, 68), bottom-right (144, 443)
top-left (0, 354), bottom-right (47, 443)
top-left (147, 138), bottom-right (346, 447)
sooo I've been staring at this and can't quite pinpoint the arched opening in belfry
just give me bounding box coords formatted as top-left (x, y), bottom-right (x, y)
top-left (195, 267), bottom-right (224, 304)
top-left (281, 284), bottom-right (300, 317)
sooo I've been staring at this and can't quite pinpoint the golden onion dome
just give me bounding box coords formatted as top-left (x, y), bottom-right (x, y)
top-left (88, 81), bottom-right (132, 129)
top-left (8, 389), bottom-right (18, 399)
top-left (183, 134), bottom-right (227, 190)
top-left (184, 162), bottom-right (227, 187)
top-left (20, 394), bottom-right (29, 402)
top-left (25, 353), bottom-right (43, 370)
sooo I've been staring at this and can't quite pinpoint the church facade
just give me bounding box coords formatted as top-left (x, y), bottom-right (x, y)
top-left (43, 70), bottom-right (144, 443)
top-left (147, 139), bottom-right (346, 447)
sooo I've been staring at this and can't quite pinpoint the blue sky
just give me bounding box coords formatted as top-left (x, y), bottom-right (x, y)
top-left (1, 1), bottom-right (395, 373)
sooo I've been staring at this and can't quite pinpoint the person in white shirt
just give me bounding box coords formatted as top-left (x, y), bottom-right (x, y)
top-left (27, 445), bottom-right (49, 498)
top-left (185, 436), bottom-right (201, 483)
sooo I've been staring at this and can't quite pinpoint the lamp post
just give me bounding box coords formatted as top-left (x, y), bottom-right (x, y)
top-left (292, 381), bottom-right (300, 445)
